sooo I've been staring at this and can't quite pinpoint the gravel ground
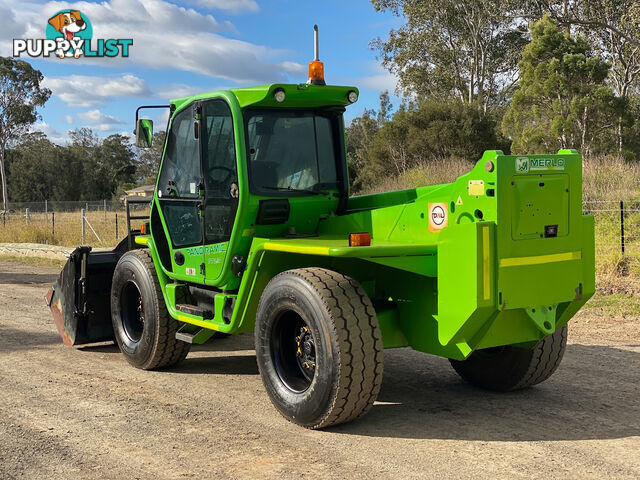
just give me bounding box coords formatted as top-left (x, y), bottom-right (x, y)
top-left (0, 259), bottom-right (638, 479)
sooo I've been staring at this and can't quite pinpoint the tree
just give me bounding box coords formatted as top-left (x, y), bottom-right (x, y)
top-left (136, 131), bottom-right (166, 185)
top-left (346, 109), bottom-right (380, 190)
top-left (345, 91), bottom-right (395, 190)
top-left (377, 90), bottom-right (393, 124)
top-left (502, 15), bottom-right (623, 155)
top-left (522, 1), bottom-right (640, 152)
top-left (5, 132), bottom-right (58, 202)
top-left (371, 0), bottom-right (528, 111)
top-left (100, 134), bottom-right (137, 196)
top-left (525, 0), bottom-right (640, 47)
top-left (348, 99), bottom-right (506, 189)
top-left (0, 57), bottom-right (51, 210)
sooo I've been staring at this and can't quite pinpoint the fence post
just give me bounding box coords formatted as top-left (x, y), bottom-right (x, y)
top-left (52, 211), bottom-right (55, 238)
top-left (25, 208), bottom-right (29, 225)
top-left (115, 213), bottom-right (118, 240)
top-left (45, 199), bottom-right (48, 224)
top-left (81, 208), bottom-right (85, 244)
top-left (104, 199), bottom-right (107, 222)
top-left (620, 200), bottom-right (625, 256)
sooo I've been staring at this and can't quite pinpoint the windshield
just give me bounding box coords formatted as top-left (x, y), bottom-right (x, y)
top-left (245, 110), bottom-right (339, 195)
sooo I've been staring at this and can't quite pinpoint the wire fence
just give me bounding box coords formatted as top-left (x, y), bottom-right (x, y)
top-left (583, 200), bottom-right (640, 259)
top-left (0, 198), bottom-right (638, 255)
top-left (0, 200), bottom-right (150, 248)
top-left (2, 200), bottom-right (130, 213)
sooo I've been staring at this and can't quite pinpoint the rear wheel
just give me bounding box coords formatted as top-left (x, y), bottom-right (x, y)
top-left (111, 249), bottom-right (190, 370)
top-left (255, 268), bottom-right (384, 429)
top-left (449, 325), bottom-right (567, 391)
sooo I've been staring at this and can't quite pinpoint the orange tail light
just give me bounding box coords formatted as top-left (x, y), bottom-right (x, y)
top-left (349, 232), bottom-right (371, 247)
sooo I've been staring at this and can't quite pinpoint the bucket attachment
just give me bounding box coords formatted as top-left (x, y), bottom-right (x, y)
top-left (46, 245), bottom-right (125, 346)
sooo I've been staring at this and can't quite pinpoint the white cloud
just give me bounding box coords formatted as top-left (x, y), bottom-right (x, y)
top-left (89, 124), bottom-right (128, 132)
top-left (77, 109), bottom-right (127, 132)
top-left (63, 115), bottom-right (74, 124)
top-left (30, 121), bottom-right (70, 146)
top-left (42, 74), bottom-right (151, 107)
top-left (154, 108), bottom-right (170, 126)
top-left (355, 63), bottom-right (399, 93)
top-left (154, 83), bottom-right (207, 99)
top-left (195, 0), bottom-right (259, 13)
top-left (1, 0), bottom-right (302, 84)
top-left (118, 130), bottom-right (136, 144)
top-left (78, 109), bottom-right (125, 125)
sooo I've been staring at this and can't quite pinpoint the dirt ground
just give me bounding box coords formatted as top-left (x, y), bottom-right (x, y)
top-left (0, 259), bottom-right (638, 480)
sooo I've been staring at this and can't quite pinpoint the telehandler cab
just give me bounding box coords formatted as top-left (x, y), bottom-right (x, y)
top-left (47, 26), bottom-right (595, 429)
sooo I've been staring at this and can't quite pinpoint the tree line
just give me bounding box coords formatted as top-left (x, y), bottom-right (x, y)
top-left (3, 129), bottom-right (165, 204)
top-left (347, 0), bottom-right (640, 191)
top-left (0, 57), bottom-right (166, 209)
top-left (2, 1), bottom-right (640, 204)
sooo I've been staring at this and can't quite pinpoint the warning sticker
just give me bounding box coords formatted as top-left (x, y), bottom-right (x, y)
top-left (468, 180), bottom-right (485, 196)
top-left (428, 202), bottom-right (448, 232)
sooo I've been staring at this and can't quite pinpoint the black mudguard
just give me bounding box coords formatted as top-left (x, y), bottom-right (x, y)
top-left (45, 238), bottom-right (130, 346)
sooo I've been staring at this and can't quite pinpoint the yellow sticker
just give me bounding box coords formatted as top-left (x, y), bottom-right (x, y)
top-left (456, 195), bottom-right (463, 205)
top-left (428, 203), bottom-right (448, 232)
top-left (468, 180), bottom-right (485, 196)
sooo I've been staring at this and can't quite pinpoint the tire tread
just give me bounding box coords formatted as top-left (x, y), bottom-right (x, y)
top-left (450, 325), bottom-right (567, 391)
top-left (276, 268), bottom-right (384, 428)
top-left (124, 249), bottom-right (190, 370)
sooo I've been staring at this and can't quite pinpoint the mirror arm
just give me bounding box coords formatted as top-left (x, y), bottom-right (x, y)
top-left (134, 104), bottom-right (171, 133)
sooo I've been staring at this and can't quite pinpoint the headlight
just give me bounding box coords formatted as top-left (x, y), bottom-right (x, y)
top-left (347, 90), bottom-right (358, 103)
top-left (274, 88), bottom-right (286, 103)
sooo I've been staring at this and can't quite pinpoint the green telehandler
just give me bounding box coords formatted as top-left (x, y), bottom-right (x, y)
top-left (47, 26), bottom-right (595, 429)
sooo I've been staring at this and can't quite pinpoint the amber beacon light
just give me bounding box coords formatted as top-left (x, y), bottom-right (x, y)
top-left (307, 25), bottom-right (326, 85)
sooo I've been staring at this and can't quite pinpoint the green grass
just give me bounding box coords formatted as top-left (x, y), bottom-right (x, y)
top-left (0, 209), bottom-right (148, 248)
top-left (0, 253), bottom-right (66, 269)
top-left (584, 293), bottom-right (640, 316)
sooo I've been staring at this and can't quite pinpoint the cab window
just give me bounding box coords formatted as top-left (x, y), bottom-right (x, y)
top-left (245, 110), bottom-right (339, 195)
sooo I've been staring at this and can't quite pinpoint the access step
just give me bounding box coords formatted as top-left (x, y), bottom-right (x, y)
top-left (175, 324), bottom-right (215, 344)
top-left (176, 303), bottom-right (213, 319)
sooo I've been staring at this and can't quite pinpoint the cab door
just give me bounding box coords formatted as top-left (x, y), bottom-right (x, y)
top-left (200, 99), bottom-right (239, 282)
top-left (155, 102), bottom-right (205, 283)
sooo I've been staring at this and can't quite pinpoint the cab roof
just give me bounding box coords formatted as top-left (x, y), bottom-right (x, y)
top-left (170, 83), bottom-right (359, 113)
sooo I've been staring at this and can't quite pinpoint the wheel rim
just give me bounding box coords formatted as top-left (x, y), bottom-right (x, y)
top-left (120, 281), bottom-right (145, 343)
top-left (271, 310), bottom-right (316, 393)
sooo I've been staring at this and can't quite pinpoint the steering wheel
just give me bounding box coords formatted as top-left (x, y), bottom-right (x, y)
top-left (207, 166), bottom-right (235, 197)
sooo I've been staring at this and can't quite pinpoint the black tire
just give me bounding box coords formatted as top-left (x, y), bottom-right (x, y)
top-left (255, 268), bottom-right (384, 429)
top-left (449, 325), bottom-right (567, 391)
top-left (111, 249), bottom-right (190, 370)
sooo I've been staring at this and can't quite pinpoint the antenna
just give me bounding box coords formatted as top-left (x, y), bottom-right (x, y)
top-left (314, 24), bottom-right (319, 61)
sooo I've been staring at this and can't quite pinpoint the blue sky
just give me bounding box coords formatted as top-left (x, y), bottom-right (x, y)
top-left (3, 0), bottom-right (401, 144)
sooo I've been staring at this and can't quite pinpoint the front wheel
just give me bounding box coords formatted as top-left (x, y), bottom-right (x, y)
top-left (449, 325), bottom-right (568, 391)
top-left (111, 249), bottom-right (190, 370)
top-left (255, 268), bottom-right (384, 429)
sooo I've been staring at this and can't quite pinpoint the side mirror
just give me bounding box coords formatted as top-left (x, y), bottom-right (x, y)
top-left (135, 119), bottom-right (153, 148)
